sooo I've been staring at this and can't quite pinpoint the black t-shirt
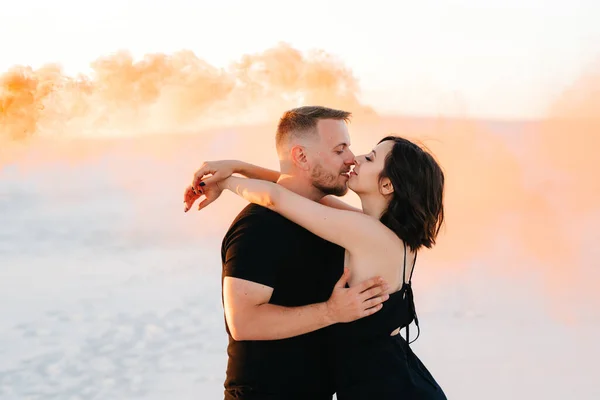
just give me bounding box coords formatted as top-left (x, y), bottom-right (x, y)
top-left (221, 203), bottom-right (344, 397)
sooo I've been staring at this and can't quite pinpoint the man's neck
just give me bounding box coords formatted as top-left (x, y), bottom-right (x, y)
top-left (276, 174), bottom-right (324, 202)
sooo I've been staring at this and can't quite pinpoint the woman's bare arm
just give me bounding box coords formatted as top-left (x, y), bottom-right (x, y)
top-left (187, 160), bottom-right (358, 214)
top-left (237, 164), bottom-right (361, 213)
top-left (319, 195), bottom-right (363, 213)
top-left (220, 176), bottom-right (392, 251)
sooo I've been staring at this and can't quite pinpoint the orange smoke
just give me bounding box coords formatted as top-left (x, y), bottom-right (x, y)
top-left (0, 43), bottom-right (375, 144)
top-left (536, 60), bottom-right (600, 213)
top-left (532, 60), bottom-right (600, 319)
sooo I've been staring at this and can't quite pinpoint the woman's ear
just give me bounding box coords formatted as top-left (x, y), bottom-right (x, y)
top-left (380, 177), bottom-right (394, 196)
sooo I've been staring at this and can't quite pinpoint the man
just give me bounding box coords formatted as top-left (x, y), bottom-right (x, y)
top-left (185, 106), bottom-right (389, 400)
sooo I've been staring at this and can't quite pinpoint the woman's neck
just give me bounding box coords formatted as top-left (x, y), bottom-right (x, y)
top-left (359, 193), bottom-right (388, 219)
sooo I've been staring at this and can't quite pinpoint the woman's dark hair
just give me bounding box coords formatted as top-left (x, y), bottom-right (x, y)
top-left (377, 136), bottom-right (445, 251)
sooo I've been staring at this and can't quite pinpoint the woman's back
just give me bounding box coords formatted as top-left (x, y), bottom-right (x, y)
top-left (343, 233), bottom-right (411, 294)
top-left (329, 245), bottom-right (448, 400)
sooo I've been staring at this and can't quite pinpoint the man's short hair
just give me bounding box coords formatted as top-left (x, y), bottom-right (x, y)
top-left (275, 106), bottom-right (352, 152)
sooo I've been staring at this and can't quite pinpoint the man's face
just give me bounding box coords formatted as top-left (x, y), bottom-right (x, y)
top-left (308, 119), bottom-right (355, 196)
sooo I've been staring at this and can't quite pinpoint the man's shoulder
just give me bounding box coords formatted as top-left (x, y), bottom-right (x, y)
top-left (223, 204), bottom-right (288, 240)
top-left (221, 204), bottom-right (296, 259)
top-left (231, 203), bottom-right (283, 226)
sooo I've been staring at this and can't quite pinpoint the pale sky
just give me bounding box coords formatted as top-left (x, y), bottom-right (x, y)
top-left (2, 0), bottom-right (599, 119)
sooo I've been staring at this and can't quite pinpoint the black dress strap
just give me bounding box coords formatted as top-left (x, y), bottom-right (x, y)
top-left (402, 242), bottom-right (420, 345)
top-left (399, 243), bottom-right (443, 392)
top-left (402, 242), bottom-right (408, 285)
top-left (409, 252), bottom-right (417, 283)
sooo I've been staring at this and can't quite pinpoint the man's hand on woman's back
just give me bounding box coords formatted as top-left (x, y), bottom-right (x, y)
top-left (325, 267), bottom-right (390, 324)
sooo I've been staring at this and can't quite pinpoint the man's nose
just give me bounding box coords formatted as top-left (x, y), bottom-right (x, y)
top-left (345, 152), bottom-right (356, 165)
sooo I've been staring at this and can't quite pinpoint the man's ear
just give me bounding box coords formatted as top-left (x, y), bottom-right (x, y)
top-left (380, 177), bottom-right (394, 196)
top-left (291, 145), bottom-right (310, 171)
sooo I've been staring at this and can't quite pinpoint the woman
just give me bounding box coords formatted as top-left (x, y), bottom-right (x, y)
top-left (186, 135), bottom-right (447, 399)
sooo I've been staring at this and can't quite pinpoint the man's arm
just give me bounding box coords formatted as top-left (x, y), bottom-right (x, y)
top-left (224, 270), bottom-right (389, 341)
top-left (221, 207), bottom-right (388, 341)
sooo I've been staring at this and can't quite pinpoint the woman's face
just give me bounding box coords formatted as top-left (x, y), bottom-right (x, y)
top-left (348, 140), bottom-right (395, 195)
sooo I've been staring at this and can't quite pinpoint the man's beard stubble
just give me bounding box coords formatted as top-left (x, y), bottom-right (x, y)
top-left (311, 163), bottom-right (349, 197)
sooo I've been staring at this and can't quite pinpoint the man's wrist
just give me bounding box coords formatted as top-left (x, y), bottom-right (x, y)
top-left (320, 301), bottom-right (337, 326)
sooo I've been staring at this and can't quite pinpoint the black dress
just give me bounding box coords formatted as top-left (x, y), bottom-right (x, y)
top-left (329, 245), bottom-right (447, 400)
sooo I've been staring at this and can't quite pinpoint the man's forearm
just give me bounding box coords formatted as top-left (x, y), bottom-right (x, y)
top-left (229, 301), bottom-right (335, 341)
top-left (236, 162), bottom-right (280, 183)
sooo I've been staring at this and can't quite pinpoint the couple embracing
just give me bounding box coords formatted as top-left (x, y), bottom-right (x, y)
top-left (184, 106), bottom-right (447, 400)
